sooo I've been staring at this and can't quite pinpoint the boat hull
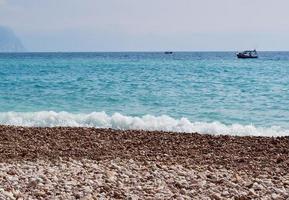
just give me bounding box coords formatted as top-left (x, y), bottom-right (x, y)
top-left (237, 54), bottom-right (258, 59)
top-left (164, 51), bottom-right (173, 54)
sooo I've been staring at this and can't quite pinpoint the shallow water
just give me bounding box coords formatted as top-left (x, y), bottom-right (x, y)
top-left (0, 52), bottom-right (289, 135)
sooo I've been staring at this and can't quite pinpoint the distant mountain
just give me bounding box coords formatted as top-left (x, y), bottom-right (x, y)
top-left (0, 26), bottom-right (25, 52)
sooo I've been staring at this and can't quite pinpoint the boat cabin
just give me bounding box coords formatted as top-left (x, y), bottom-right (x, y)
top-left (237, 50), bottom-right (258, 59)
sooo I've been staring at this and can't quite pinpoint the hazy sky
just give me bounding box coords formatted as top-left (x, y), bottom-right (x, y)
top-left (1, 0), bottom-right (289, 51)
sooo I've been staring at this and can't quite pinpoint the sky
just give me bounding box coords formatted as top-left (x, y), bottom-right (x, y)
top-left (1, 0), bottom-right (289, 51)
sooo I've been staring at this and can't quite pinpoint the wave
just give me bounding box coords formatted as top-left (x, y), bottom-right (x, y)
top-left (0, 111), bottom-right (288, 137)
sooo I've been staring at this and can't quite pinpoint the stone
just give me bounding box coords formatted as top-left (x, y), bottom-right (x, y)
top-left (252, 182), bottom-right (264, 191)
top-left (35, 191), bottom-right (46, 198)
top-left (211, 192), bottom-right (222, 200)
top-left (271, 193), bottom-right (279, 199)
top-left (233, 174), bottom-right (242, 183)
top-left (180, 188), bottom-right (187, 195)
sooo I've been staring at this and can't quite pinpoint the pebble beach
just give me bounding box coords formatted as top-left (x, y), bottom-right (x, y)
top-left (0, 126), bottom-right (289, 199)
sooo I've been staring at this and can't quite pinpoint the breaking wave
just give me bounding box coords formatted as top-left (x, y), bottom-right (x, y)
top-left (0, 111), bottom-right (288, 137)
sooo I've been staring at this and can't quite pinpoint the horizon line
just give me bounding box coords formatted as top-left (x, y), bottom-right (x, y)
top-left (1, 50), bottom-right (289, 53)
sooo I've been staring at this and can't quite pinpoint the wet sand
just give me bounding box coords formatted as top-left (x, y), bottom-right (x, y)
top-left (0, 126), bottom-right (289, 199)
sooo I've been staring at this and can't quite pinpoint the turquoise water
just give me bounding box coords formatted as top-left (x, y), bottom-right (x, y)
top-left (0, 52), bottom-right (289, 136)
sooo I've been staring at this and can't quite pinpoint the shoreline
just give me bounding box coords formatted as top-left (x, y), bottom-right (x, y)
top-left (0, 125), bottom-right (289, 199)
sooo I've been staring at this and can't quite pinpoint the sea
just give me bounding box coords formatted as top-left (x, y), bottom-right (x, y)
top-left (0, 52), bottom-right (289, 136)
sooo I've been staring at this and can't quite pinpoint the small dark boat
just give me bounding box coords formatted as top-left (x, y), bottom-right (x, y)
top-left (236, 50), bottom-right (258, 59)
top-left (164, 51), bottom-right (173, 54)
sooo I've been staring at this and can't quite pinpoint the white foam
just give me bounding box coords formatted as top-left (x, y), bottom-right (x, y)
top-left (0, 111), bottom-right (288, 136)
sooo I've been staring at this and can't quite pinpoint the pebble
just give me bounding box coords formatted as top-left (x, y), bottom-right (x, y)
top-left (252, 182), bottom-right (264, 191)
top-left (272, 193), bottom-right (279, 199)
top-left (0, 159), bottom-right (288, 199)
top-left (211, 192), bottom-right (222, 200)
